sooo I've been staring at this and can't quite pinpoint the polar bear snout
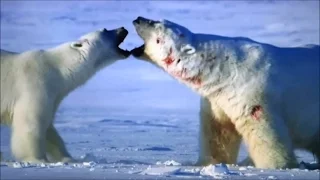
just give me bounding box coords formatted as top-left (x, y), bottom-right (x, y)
top-left (133, 16), bottom-right (157, 26)
top-left (133, 16), bottom-right (160, 34)
top-left (115, 27), bottom-right (128, 45)
top-left (103, 27), bottom-right (128, 46)
top-left (100, 27), bottom-right (130, 58)
top-left (132, 16), bottom-right (160, 61)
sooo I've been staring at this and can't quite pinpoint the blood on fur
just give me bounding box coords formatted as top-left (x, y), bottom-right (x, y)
top-left (184, 76), bottom-right (202, 85)
top-left (172, 68), bottom-right (202, 86)
top-left (163, 47), bottom-right (174, 67)
top-left (251, 105), bottom-right (263, 120)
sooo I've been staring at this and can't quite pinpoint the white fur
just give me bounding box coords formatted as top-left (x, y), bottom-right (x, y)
top-left (133, 18), bottom-right (320, 169)
top-left (0, 29), bottom-right (128, 163)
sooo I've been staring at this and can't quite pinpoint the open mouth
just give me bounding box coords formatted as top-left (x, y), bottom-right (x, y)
top-left (131, 44), bottom-right (145, 57)
top-left (117, 46), bottom-right (130, 57)
top-left (116, 28), bottom-right (131, 57)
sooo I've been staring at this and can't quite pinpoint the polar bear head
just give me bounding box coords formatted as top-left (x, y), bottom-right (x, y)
top-left (69, 27), bottom-right (130, 71)
top-left (131, 17), bottom-right (194, 62)
top-left (52, 27), bottom-right (130, 91)
top-left (131, 17), bottom-right (208, 90)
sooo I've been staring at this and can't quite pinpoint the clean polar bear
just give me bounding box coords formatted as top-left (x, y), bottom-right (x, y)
top-left (131, 16), bottom-right (320, 169)
top-left (0, 27), bottom-right (130, 163)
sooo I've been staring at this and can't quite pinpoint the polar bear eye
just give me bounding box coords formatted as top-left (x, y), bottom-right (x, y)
top-left (73, 43), bottom-right (82, 48)
top-left (71, 42), bottom-right (83, 49)
top-left (156, 38), bottom-right (160, 44)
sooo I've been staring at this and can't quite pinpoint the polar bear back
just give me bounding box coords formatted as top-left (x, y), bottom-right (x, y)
top-left (265, 45), bottom-right (319, 141)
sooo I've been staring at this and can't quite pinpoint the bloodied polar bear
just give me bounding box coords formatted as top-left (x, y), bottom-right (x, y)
top-left (131, 17), bottom-right (320, 169)
top-left (0, 27), bottom-right (130, 163)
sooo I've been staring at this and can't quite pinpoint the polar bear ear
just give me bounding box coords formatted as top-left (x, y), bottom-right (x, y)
top-left (181, 44), bottom-right (196, 55)
top-left (70, 41), bottom-right (83, 49)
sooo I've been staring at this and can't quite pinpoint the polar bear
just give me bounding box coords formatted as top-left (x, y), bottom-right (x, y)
top-left (131, 16), bottom-right (320, 169)
top-left (0, 27), bottom-right (130, 163)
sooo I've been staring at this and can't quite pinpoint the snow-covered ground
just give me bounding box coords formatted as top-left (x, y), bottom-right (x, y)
top-left (1, 1), bottom-right (319, 179)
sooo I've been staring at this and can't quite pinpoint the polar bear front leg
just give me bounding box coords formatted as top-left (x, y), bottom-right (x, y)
top-left (11, 97), bottom-right (51, 163)
top-left (196, 98), bottom-right (241, 166)
top-left (236, 111), bottom-right (297, 169)
top-left (46, 125), bottom-right (74, 162)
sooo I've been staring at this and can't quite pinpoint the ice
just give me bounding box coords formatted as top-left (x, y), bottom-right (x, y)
top-left (239, 167), bottom-right (247, 171)
top-left (156, 160), bottom-right (181, 166)
top-left (200, 163), bottom-right (230, 178)
top-left (89, 167), bottom-right (95, 171)
top-left (49, 162), bottom-right (67, 167)
top-left (267, 175), bottom-right (278, 179)
top-left (39, 163), bottom-right (47, 168)
top-left (12, 162), bottom-right (31, 168)
top-left (140, 166), bottom-right (181, 176)
top-left (83, 161), bottom-right (96, 167)
top-left (73, 163), bottom-right (83, 168)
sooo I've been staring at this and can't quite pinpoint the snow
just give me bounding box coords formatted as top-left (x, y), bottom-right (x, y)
top-left (140, 166), bottom-right (181, 176)
top-left (2, 160), bottom-right (319, 179)
top-left (200, 164), bottom-right (234, 179)
top-left (1, 0), bottom-right (319, 179)
top-left (156, 160), bottom-right (182, 166)
top-left (12, 162), bottom-right (31, 169)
